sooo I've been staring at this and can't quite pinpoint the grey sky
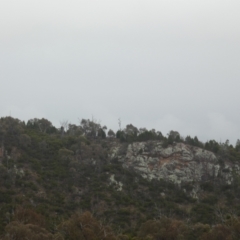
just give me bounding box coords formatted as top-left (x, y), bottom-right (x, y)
top-left (1, 0), bottom-right (240, 144)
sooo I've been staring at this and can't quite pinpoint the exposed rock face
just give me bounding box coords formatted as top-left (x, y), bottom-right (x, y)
top-left (111, 141), bottom-right (239, 185)
top-left (109, 174), bottom-right (123, 191)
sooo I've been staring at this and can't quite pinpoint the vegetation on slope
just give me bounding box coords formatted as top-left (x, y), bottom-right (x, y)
top-left (0, 116), bottom-right (240, 239)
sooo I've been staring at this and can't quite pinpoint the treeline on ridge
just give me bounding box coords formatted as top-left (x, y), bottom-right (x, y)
top-left (0, 116), bottom-right (240, 239)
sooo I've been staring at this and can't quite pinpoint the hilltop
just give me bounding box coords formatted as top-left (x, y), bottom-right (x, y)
top-left (1, 116), bottom-right (240, 239)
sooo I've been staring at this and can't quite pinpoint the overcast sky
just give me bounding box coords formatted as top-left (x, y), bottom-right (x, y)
top-left (1, 0), bottom-right (240, 144)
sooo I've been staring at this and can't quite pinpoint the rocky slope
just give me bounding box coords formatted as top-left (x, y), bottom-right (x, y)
top-left (111, 141), bottom-right (239, 185)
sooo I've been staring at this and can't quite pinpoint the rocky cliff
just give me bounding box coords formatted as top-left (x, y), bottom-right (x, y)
top-left (111, 141), bottom-right (239, 185)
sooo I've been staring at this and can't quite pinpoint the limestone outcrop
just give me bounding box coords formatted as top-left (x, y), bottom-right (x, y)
top-left (111, 141), bottom-right (239, 185)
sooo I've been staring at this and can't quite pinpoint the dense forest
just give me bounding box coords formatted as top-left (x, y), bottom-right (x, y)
top-left (1, 116), bottom-right (240, 239)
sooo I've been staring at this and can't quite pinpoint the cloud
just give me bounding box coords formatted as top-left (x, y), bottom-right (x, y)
top-left (206, 112), bottom-right (239, 144)
top-left (1, 0), bottom-right (240, 145)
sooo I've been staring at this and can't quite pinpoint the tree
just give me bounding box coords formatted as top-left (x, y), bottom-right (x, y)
top-left (185, 136), bottom-right (194, 145)
top-left (123, 124), bottom-right (139, 142)
top-left (80, 118), bottom-right (101, 138)
top-left (188, 223), bottom-right (210, 240)
top-left (168, 130), bottom-right (180, 143)
top-left (60, 120), bottom-right (69, 136)
top-left (200, 224), bottom-right (232, 240)
top-left (0, 117), bottom-right (24, 147)
top-left (138, 218), bottom-right (187, 240)
top-left (68, 124), bottom-right (83, 136)
top-left (27, 118), bottom-right (53, 133)
top-left (185, 135), bottom-right (202, 147)
top-left (98, 128), bottom-right (106, 139)
top-left (205, 140), bottom-right (219, 153)
top-left (2, 222), bottom-right (54, 240)
top-left (107, 129), bottom-right (115, 138)
top-left (124, 124), bottom-right (139, 136)
top-left (1, 207), bottom-right (54, 240)
top-left (138, 129), bottom-right (156, 142)
top-left (18, 134), bottom-right (31, 148)
top-left (235, 139), bottom-right (240, 152)
top-left (59, 211), bottom-right (117, 240)
top-left (116, 130), bottom-right (126, 142)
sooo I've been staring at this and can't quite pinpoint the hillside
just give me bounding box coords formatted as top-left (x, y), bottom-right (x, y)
top-left (1, 116), bottom-right (240, 239)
